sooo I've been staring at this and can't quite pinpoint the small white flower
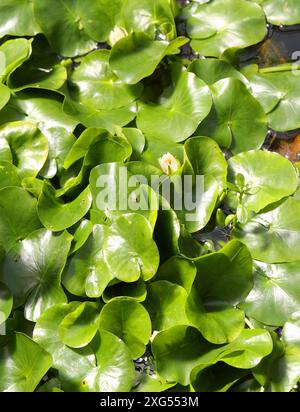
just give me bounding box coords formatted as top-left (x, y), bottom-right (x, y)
top-left (158, 152), bottom-right (180, 175)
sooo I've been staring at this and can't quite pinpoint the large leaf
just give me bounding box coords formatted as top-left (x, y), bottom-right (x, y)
top-left (0, 121), bottom-right (48, 178)
top-left (250, 71), bottom-right (300, 131)
top-left (0, 186), bottom-right (41, 251)
top-left (232, 197), bottom-right (300, 263)
top-left (0, 332), bottom-right (52, 392)
top-left (63, 224), bottom-right (113, 298)
top-left (0, 1), bottom-right (40, 37)
top-left (37, 182), bottom-right (92, 231)
top-left (99, 298), bottom-right (152, 358)
top-left (197, 78), bottom-right (267, 154)
top-left (137, 68), bottom-right (212, 142)
top-left (240, 261), bottom-right (300, 326)
top-left (186, 241), bottom-right (253, 344)
top-left (252, 0), bottom-right (300, 25)
top-left (69, 50), bottom-right (142, 110)
top-left (187, 0), bottom-right (266, 57)
top-left (103, 213), bottom-right (159, 282)
top-left (152, 326), bottom-right (273, 385)
top-left (155, 256), bottom-right (196, 293)
top-left (0, 229), bottom-right (72, 321)
top-left (227, 150), bottom-right (298, 213)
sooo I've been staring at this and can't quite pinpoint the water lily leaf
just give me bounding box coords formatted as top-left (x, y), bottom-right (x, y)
top-left (187, 0), bottom-right (267, 57)
top-left (121, 128), bottom-right (145, 160)
top-left (63, 224), bottom-right (113, 298)
top-left (250, 71), bottom-right (300, 131)
top-left (145, 280), bottom-right (189, 331)
top-left (184, 136), bottom-right (227, 194)
top-left (155, 256), bottom-right (196, 293)
top-left (252, 0), bottom-right (300, 25)
top-left (63, 98), bottom-right (136, 131)
top-left (137, 68), bottom-right (212, 142)
top-left (0, 161), bottom-right (21, 189)
top-left (188, 58), bottom-right (247, 85)
top-left (0, 229), bottom-right (72, 321)
top-left (186, 241), bottom-right (253, 343)
top-left (0, 186), bottom-right (41, 251)
top-left (33, 302), bottom-right (97, 391)
top-left (33, 0), bottom-right (99, 57)
top-left (227, 150), bottom-right (298, 213)
top-left (240, 261), bottom-right (300, 326)
top-left (99, 298), bottom-right (152, 358)
top-left (38, 182), bottom-right (92, 231)
top-left (68, 50), bottom-right (142, 110)
top-left (0, 38), bottom-right (32, 81)
top-left (0, 0), bottom-right (40, 37)
top-left (232, 197), bottom-right (300, 263)
top-left (0, 282), bottom-right (13, 322)
top-left (103, 213), bottom-right (159, 282)
top-left (253, 332), bottom-right (300, 392)
top-left (109, 33), bottom-right (187, 84)
top-left (58, 302), bottom-right (101, 348)
top-left (91, 329), bottom-right (134, 392)
top-left (103, 279), bottom-right (147, 303)
top-left (152, 326), bottom-right (272, 385)
top-left (0, 332), bottom-right (52, 392)
top-left (0, 121), bottom-right (48, 178)
top-left (197, 78), bottom-right (267, 154)
top-left (191, 363), bottom-right (247, 392)
top-left (69, 219), bottom-right (93, 254)
top-left (0, 84), bottom-right (10, 111)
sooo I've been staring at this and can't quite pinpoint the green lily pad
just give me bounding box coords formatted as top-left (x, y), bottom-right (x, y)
top-left (0, 333), bottom-right (52, 392)
top-left (69, 50), bottom-right (142, 110)
top-left (103, 213), bottom-right (159, 282)
top-left (240, 261), bottom-right (300, 326)
top-left (232, 197), bottom-right (300, 263)
top-left (99, 298), bottom-right (152, 358)
top-left (252, 0), bottom-right (300, 25)
top-left (137, 67), bottom-right (212, 142)
top-left (0, 186), bottom-right (41, 251)
top-left (0, 229), bottom-right (72, 321)
top-left (0, 121), bottom-right (48, 178)
top-left (227, 150), bottom-right (298, 213)
top-left (155, 256), bottom-right (196, 293)
top-left (0, 0), bottom-right (40, 37)
top-left (197, 78), bottom-right (267, 154)
top-left (187, 0), bottom-right (267, 57)
top-left (38, 182), bottom-right (92, 231)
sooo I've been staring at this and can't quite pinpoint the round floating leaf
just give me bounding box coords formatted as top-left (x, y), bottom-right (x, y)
top-left (0, 282), bottom-right (13, 322)
top-left (0, 332), bottom-right (52, 392)
top-left (137, 68), bottom-right (212, 142)
top-left (99, 298), bottom-right (152, 358)
top-left (0, 161), bottom-right (21, 189)
top-left (33, 0), bottom-right (98, 57)
top-left (103, 213), bottom-right (159, 282)
top-left (0, 121), bottom-right (48, 178)
top-left (189, 58), bottom-right (247, 85)
top-left (63, 224), bottom-right (113, 298)
top-left (232, 197), bottom-right (300, 263)
top-left (240, 261), bottom-right (300, 326)
top-left (69, 50), bottom-right (142, 110)
top-left (58, 302), bottom-right (101, 348)
top-left (0, 186), bottom-right (41, 251)
top-left (0, 0), bottom-right (40, 37)
top-left (152, 326), bottom-right (272, 385)
top-left (197, 78), bottom-right (267, 154)
top-left (186, 241), bottom-right (253, 344)
top-left (91, 329), bottom-right (134, 392)
top-left (110, 33), bottom-right (187, 84)
top-left (250, 71), bottom-right (300, 131)
top-left (253, 0), bottom-right (300, 25)
top-left (227, 150), bottom-right (298, 213)
top-left (187, 0), bottom-right (267, 57)
top-left (1, 229), bottom-right (72, 321)
top-left (38, 182), bottom-right (92, 231)
top-left (0, 38), bottom-right (32, 80)
top-left (155, 256), bottom-right (196, 293)
top-left (145, 280), bottom-right (189, 331)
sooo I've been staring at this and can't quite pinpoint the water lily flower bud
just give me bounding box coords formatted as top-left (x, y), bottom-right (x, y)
top-left (158, 152), bottom-right (180, 175)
